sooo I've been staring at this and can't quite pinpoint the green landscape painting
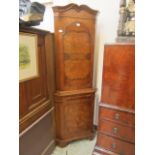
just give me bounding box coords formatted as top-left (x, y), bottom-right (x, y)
top-left (19, 44), bottom-right (31, 69)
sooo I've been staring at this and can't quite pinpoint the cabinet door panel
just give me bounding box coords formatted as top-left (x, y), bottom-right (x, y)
top-left (19, 29), bottom-right (54, 132)
top-left (55, 21), bottom-right (93, 90)
top-left (63, 23), bottom-right (92, 90)
top-left (54, 16), bottom-right (95, 91)
top-left (26, 37), bottom-right (49, 111)
top-left (55, 93), bottom-right (94, 139)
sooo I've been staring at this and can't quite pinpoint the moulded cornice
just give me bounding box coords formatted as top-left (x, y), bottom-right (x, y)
top-left (52, 3), bottom-right (98, 16)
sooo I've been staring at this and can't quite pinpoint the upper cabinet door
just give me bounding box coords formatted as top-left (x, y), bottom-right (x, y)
top-left (57, 21), bottom-right (93, 90)
top-left (53, 4), bottom-right (98, 91)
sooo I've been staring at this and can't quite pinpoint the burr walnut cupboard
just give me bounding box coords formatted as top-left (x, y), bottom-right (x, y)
top-left (93, 44), bottom-right (135, 155)
top-left (52, 4), bottom-right (98, 146)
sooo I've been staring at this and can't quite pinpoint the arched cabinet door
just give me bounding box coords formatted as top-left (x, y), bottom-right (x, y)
top-left (53, 3), bottom-right (98, 91)
top-left (57, 22), bottom-right (93, 90)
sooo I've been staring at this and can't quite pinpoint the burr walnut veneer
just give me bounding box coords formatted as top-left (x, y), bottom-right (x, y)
top-left (52, 4), bottom-right (98, 146)
top-left (93, 44), bottom-right (135, 155)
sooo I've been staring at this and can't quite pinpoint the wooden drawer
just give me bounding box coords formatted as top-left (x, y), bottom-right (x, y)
top-left (98, 119), bottom-right (135, 143)
top-left (96, 134), bottom-right (135, 155)
top-left (99, 107), bottom-right (135, 127)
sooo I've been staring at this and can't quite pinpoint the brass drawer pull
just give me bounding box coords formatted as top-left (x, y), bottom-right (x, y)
top-left (114, 113), bottom-right (120, 120)
top-left (112, 143), bottom-right (116, 149)
top-left (113, 127), bottom-right (118, 133)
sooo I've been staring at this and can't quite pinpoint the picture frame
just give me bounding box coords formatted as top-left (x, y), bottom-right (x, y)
top-left (117, 0), bottom-right (135, 36)
top-left (19, 32), bottom-right (39, 82)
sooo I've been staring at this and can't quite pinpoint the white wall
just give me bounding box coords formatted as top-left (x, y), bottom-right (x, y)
top-left (34, 0), bottom-right (120, 125)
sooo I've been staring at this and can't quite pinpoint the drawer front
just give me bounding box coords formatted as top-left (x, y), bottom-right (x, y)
top-left (99, 107), bottom-right (135, 127)
top-left (99, 119), bottom-right (135, 143)
top-left (97, 134), bottom-right (135, 155)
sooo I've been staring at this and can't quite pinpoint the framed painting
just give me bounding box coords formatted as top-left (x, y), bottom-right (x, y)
top-left (117, 0), bottom-right (135, 36)
top-left (19, 32), bottom-right (38, 82)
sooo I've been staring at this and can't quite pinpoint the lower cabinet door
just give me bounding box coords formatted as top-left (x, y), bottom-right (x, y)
top-left (55, 90), bottom-right (95, 145)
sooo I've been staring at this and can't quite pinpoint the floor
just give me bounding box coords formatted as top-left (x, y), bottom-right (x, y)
top-left (51, 136), bottom-right (96, 155)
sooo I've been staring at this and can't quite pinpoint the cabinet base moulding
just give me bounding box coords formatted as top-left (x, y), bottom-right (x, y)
top-left (56, 131), bottom-right (95, 147)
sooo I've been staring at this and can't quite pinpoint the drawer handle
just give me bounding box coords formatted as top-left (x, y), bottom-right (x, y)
top-left (114, 113), bottom-right (120, 120)
top-left (112, 143), bottom-right (116, 149)
top-left (113, 127), bottom-right (118, 133)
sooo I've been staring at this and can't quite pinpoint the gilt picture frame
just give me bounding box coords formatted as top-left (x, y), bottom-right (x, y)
top-left (19, 32), bottom-right (38, 82)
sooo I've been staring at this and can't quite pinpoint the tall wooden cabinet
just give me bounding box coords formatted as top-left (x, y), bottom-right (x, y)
top-left (19, 27), bottom-right (56, 155)
top-left (93, 44), bottom-right (135, 155)
top-left (52, 4), bottom-right (98, 146)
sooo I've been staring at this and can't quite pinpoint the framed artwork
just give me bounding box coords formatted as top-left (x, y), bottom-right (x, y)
top-left (19, 32), bottom-right (38, 82)
top-left (117, 0), bottom-right (135, 37)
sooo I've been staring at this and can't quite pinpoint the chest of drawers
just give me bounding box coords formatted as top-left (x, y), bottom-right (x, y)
top-left (93, 44), bottom-right (135, 155)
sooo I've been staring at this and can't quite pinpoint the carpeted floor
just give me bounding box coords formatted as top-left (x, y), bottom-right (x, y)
top-left (51, 136), bottom-right (96, 155)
